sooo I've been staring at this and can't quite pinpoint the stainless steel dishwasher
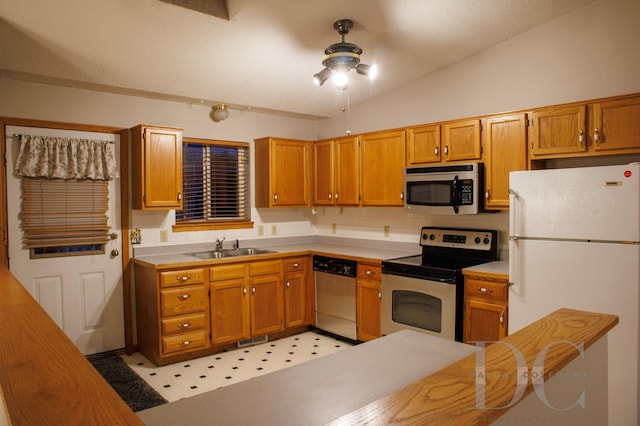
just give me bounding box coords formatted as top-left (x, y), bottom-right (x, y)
top-left (314, 255), bottom-right (357, 340)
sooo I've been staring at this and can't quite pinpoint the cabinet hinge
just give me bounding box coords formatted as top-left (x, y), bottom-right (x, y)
top-left (480, 145), bottom-right (483, 154)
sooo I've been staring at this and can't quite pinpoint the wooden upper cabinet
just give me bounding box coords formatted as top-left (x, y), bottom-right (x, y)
top-left (131, 125), bottom-right (183, 210)
top-left (313, 136), bottom-right (359, 206)
top-left (591, 95), bottom-right (640, 154)
top-left (313, 140), bottom-right (333, 206)
top-left (443, 119), bottom-right (482, 162)
top-left (406, 124), bottom-right (441, 165)
top-left (483, 114), bottom-right (528, 210)
top-left (254, 137), bottom-right (312, 207)
top-left (360, 130), bottom-right (406, 206)
top-left (530, 105), bottom-right (587, 158)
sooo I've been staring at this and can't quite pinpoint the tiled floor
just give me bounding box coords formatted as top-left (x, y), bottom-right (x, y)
top-left (121, 332), bottom-right (352, 402)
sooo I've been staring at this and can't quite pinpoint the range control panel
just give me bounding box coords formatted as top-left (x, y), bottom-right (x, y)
top-left (420, 227), bottom-right (496, 251)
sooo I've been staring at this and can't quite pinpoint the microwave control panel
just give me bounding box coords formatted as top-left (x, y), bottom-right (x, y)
top-left (459, 179), bottom-right (473, 205)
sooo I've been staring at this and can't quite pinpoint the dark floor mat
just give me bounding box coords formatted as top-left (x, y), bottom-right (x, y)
top-left (86, 352), bottom-right (167, 412)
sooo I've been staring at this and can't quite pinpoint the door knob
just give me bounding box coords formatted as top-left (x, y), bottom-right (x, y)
top-left (110, 249), bottom-right (119, 257)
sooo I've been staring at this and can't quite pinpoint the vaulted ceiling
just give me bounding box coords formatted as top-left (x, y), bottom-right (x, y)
top-left (0, 0), bottom-right (595, 119)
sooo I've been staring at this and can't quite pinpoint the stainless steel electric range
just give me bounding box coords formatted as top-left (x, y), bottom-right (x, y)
top-left (381, 226), bottom-right (498, 341)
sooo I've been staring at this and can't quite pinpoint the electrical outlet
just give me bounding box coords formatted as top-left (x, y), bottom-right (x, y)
top-left (160, 230), bottom-right (168, 242)
top-left (271, 225), bottom-right (277, 235)
top-left (331, 223), bottom-right (337, 234)
top-left (499, 231), bottom-right (508, 245)
top-left (258, 225), bottom-right (264, 236)
top-left (384, 225), bottom-right (390, 237)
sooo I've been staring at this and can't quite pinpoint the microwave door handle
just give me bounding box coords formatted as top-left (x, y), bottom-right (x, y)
top-left (451, 175), bottom-right (460, 213)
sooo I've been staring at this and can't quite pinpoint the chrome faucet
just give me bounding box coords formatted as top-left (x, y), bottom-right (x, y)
top-left (215, 237), bottom-right (226, 252)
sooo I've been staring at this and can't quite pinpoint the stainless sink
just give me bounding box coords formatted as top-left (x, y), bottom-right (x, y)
top-left (188, 247), bottom-right (277, 259)
top-left (225, 247), bottom-right (277, 256)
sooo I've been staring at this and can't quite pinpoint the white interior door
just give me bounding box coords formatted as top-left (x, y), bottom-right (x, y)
top-left (6, 126), bottom-right (124, 355)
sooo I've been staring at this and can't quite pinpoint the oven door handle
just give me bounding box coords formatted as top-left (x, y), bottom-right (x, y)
top-left (451, 175), bottom-right (460, 214)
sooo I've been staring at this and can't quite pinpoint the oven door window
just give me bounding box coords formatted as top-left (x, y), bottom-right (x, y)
top-left (406, 181), bottom-right (453, 206)
top-left (391, 290), bottom-right (442, 333)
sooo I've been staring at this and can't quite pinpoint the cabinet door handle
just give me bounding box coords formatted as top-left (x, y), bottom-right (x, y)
top-left (485, 189), bottom-right (490, 200)
top-left (328, 193), bottom-right (332, 201)
top-left (434, 146), bottom-right (439, 157)
top-left (243, 286), bottom-right (247, 295)
top-left (594, 127), bottom-right (601, 146)
top-left (400, 191), bottom-right (404, 200)
top-left (378, 291), bottom-right (382, 299)
top-left (478, 287), bottom-right (493, 293)
top-left (252, 286), bottom-right (256, 294)
top-left (444, 145), bottom-right (449, 157)
top-left (286, 281), bottom-right (290, 289)
top-left (578, 129), bottom-right (585, 149)
top-left (177, 293), bottom-right (192, 300)
top-left (273, 193), bottom-right (278, 203)
top-left (500, 311), bottom-right (505, 327)
top-left (177, 191), bottom-right (182, 201)
top-left (335, 193), bottom-right (339, 201)
top-left (179, 322), bottom-right (191, 329)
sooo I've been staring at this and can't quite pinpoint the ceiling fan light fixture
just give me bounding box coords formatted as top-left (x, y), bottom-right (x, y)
top-left (212, 104), bottom-right (230, 121)
top-left (356, 63), bottom-right (377, 79)
top-left (313, 19), bottom-right (376, 89)
top-left (313, 67), bottom-right (332, 86)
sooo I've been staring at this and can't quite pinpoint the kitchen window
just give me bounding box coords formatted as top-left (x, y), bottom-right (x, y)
top-left (174, 137), bottom-right (252, 231)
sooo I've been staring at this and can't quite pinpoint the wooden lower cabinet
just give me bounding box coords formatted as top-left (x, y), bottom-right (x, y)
top-left (210, 263), bottom-right (250, 345)
top-left (356, 262), bottom-right (382, 342)
top-left (463, 271), bottom-right (509, 344)
top-left (283, 257), bottom-right (307, 328)
top-left (134, 265), bottom-right (210, 365)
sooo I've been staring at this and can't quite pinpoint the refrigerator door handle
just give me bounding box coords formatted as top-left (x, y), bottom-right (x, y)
top-left (508, 188), bottom-right (520, 287)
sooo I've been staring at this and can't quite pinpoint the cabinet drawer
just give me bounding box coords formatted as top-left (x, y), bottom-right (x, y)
top-left (162, 330), bottom-right (208, 354)
top-left (283, 257), bottom-right (306, 272)
top-left (160, 285), bottom-right (207, 317)
top-left (249, 260), bottom-right (282, 276)
top-left (465, 278), bottom-right (508, 302)
top-left (160, 269), bottom-right (205, 288)
top-left (161, 313), bottom-right (207, 335)
top-left (357, 263), bottom-right (381, 281)
top-left (210, 263), bottom-right (246, 281)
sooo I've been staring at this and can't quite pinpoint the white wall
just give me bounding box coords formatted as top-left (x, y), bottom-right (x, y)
top-left (2, 0), bottom-right (639, 255)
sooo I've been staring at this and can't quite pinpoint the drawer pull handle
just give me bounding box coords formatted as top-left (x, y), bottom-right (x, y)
top-left (365, 270), bottom-right (374, 276)
top-left (478, 287), bottom-right (493, 293)
top-left (177, 293), bottom-right (192, 300)
top-left (292, 263), bottom-right (300, 268)
top-left (179, 340), bottom-right (192, 346)
top-left (179, 322), bottom-right (191, 329)
top-left (178, 275), bottom-right (190, 282)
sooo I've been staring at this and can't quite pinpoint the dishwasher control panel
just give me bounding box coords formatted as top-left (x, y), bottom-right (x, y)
top-left (313, 255), bottom-right (357, 278)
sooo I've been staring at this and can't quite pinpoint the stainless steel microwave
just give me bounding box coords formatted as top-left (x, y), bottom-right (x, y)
top-left (404, 163), bottom-right (485, 215)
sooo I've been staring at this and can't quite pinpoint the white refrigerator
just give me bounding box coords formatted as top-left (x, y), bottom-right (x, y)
top-left (509, 164), bottom-right (639, 426)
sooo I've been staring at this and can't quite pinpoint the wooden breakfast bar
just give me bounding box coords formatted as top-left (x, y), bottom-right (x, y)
top-left (0, 265), bottom-right (618, 425)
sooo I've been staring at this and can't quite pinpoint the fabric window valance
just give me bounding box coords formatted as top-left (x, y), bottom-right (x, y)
top-left (14, 135), bottom-right (119, 180)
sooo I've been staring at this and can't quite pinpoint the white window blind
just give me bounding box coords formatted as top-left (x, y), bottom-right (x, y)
top-left (176, 139), bottom-right (250, 225)
top-left (21, 178), bottom-right (109, 255)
